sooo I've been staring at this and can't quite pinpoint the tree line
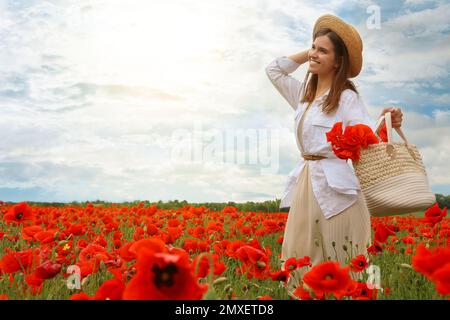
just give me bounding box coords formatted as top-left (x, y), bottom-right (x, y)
top-left (3, 193), bottom-right (449, 214)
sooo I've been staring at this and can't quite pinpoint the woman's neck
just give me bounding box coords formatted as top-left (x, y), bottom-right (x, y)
top-left (316, 74), bottom-right (333, 97)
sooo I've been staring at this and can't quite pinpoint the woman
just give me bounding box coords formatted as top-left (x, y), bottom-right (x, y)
top-left (265, 14), bottom-right (403, 294)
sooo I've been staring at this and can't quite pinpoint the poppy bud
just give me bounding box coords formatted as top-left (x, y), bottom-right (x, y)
top-left (343, 245), bottom-right (348, 251)
top-left (213, 277), bottom-right (227, 285)
top-left (35, 261), bottom-right (62, 279)
top-left (257, 261), bottom-right (266, 268)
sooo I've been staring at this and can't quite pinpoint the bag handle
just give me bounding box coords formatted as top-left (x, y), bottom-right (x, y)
top-left (375, 111), bottom-right (409, 145)
top-left (375, 111), bottom-right (417, 160)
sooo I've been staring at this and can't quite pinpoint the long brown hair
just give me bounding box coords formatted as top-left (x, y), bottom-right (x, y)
top-left (300, 28), bottom-right (358, 114)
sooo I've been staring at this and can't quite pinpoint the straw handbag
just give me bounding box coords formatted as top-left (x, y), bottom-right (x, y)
top-left (353, 111), bottom-right (436, 217)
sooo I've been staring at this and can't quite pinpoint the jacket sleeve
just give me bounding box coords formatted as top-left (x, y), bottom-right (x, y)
top-left (265, 56), bottom-right (304, 111)
top-left (343, 92), bottom-right (377, 133)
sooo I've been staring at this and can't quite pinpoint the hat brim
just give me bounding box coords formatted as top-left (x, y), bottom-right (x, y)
top-left (313, 14), bottom-right (363, 78)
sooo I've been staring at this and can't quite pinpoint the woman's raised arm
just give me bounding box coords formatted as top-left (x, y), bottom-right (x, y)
top-left (288, 49), bottom-right (309, 65)
top-left (265, 50), bottom-right (309, 111)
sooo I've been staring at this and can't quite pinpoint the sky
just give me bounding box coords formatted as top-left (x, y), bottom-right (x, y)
top-left (0, 0), bottom-right (449, 203)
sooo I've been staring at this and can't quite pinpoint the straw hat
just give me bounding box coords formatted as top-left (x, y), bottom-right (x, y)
top-left (313, 14), bottom-right (363, 78)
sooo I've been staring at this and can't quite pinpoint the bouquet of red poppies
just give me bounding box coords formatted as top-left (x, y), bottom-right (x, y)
top-left (325, 122), bottom-right (388, 162)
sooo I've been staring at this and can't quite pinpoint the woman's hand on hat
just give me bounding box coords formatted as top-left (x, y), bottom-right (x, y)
top-left (380, 107), bottom-right (403, 128)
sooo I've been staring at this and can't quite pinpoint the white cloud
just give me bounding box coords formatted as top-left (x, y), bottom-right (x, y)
top-left (359, 2), bottom-right (450, 83)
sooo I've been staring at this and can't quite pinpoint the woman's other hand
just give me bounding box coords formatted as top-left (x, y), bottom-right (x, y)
top-left (380, 107), bottom-right (403, 128)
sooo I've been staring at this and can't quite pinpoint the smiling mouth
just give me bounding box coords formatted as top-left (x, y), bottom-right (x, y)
top-left (310, 60), bottom-right (320, 64)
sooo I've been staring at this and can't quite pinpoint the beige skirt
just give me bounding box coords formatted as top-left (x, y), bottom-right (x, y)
top-left (280, 161), bottom-right (372, 292)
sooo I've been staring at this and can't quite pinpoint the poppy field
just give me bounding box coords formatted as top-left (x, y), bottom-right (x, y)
top-left (0, 200), bottom-right (449, 300)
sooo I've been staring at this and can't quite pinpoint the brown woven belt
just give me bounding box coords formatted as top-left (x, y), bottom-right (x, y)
top-left (302, 154), bottom-right (327, 161)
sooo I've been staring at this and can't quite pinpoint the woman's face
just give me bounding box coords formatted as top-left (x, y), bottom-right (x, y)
top-left (308, 35), bottom-right (339, 77)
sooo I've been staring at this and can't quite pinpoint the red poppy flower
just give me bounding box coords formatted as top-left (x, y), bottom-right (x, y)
top-left (302, 261), bottom-right (352, 298)
top-left (349, 124), bottom-right (379, 148)
top-left (145, 223), bottom-right (159, 236)
top-left (222, 206), bottom-right (237, 214)
top-left (128, 237), bottom-right (167, 256)
top-left (25, 273), bottom-right (44, 295)
top-left (326, 122), bottom-right (343, 146)
top-left (367, 241), bottom-right (383, 255)
top-left (258, 295), bottom-right (273, 300)
top-left (190, 225), bottom-right (208, 238)
top-left (412, 243), bottom-right (450, 279)
top-left (67, 224), bottom-right (86, 236)
top-left (297, 256), bottom-right (312, 268)
top-left (225, 240), bottom-right (246, 258)
top-left (342, 125), bottom-right (365, 150)
top-left (164, 227), bottom-right (183, 244)
top-left (57, 241), bottom-right (73, 257)
top-left (206, 221), bottom-right (223, 234)
top-left (213, 240), bottom-right (231, 256)
top-left (0, 248), bottom-right (40, 273)
top-left (183, 238), bottom-right (201, 254)
top-left (147, 205), bottom-right (158, 215)
top-left (79, 244), bottom-right (112, 269)
top-left (113, 231), bottom-right (123, 240)
top-left (334, 280), bottom-right (359, 300)
top-left (69, 292), bottom-right (92, 300)
top-left (269, 270), bottom-right (290, 284)
top-left (292, 283), bottom-right (313, 300)
top-left (122, 250), bottom-right (207, 300)
top-left (3, 202), bottom-right (34, 225)
top-left (235, 245), bottom-right (270, 279)
top-left (94, 278), bottom-right (125, 300)
top-left (430, 263), bottom-right (450, 296)
top-left (350, 254), bottom-right (368, 272)
top-left (262, 219), bottom-right (280, 233)
top-left (284, 257), bottom-right (298, 272)
top-left (423, 203), bottom-right (447, 227)
top-left (76, 239), bottom-right (89, 249)
top-left (374, 223), bottom-right (396, 243)
top-left (34, 230), bottom-right (57, 244)
top-left (132, 227), bottom-right (145, 241)
top-left (235, 245), bottom-right (268, 267)
top-left (333, 145), bottom-right (360, 162)
top-left (326, 122), bottom-right (379, 162)
top-left (351, 282), bottom-right (378, 300)
top-left (192, 253), bottom-right (226, 278)
top-left (21, 225), bottom-right (43, 242)
top-left (401, 236), bottom-right (415, 245)
top-left (93, 235), bottom-right (108, 247)
top-left (118, 242), bottom-right (136, 262)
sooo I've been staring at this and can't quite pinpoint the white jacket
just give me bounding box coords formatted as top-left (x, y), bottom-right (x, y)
top-left (266, 56), bottom-right (377, 219)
